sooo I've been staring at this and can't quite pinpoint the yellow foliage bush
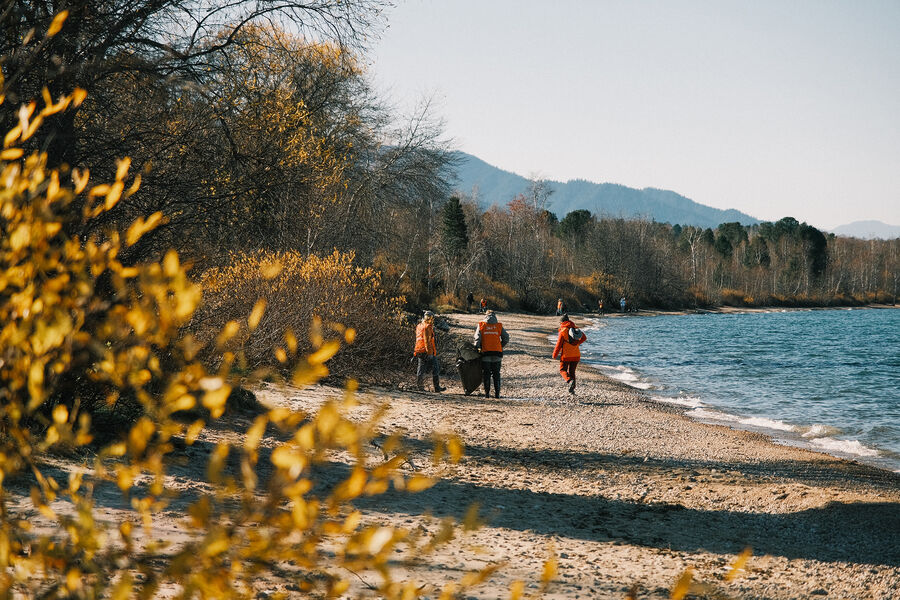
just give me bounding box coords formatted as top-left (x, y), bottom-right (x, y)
top-left (0, 86), bottom-right (495, 599)
top-left (196, 249), bottom-right (408, 378)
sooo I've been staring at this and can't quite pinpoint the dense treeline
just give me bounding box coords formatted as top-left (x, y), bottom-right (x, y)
top-left (416, 191), bottom-right (899, 313)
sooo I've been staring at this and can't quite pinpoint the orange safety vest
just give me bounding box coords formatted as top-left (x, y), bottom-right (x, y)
top-left (478, 321), bottom-right (504, 353)
top-left (557, 300), bottom-right (563, 311)
top-left (414, 321), bottom-right (436, 355)
top-left (553, 322), bottom-right (586, 361)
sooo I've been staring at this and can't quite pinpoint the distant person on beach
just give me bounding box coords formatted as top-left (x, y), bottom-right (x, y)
top-left (466, 292), bottom-right (475, 312)
top-left (480, 297), bottom-right (487, 313)
top-left (597, 299), bottom-right (604, 315)
top-left (552, 313), bottom-right (587, 395)
top-left (620, 297), bottom-right (626, 312)
top-left (474, 310), bottom-right (510, 398)
top-left (556, 298), bottom-right (565, 316)
top-left (413, 311), bottom-right (445, 392)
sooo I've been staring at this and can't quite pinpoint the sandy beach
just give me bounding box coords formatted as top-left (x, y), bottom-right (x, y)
top-left (255, 312), bottom-right (900, 598)
top-left (8, 312), bottom-right (899, 598)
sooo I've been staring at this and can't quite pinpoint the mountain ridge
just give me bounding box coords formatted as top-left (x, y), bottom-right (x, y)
top-left (831, 220), bottom-right (900, 240)
top-left (451, 151), bottom-right (759, 229)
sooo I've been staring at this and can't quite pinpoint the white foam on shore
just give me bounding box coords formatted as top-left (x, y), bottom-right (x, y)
top-left (601, 365), bottom-right (654, 390)
top-left (686, 409), bottom-right (881, 460)
top-left (809, 437), bottom-right (880, 457)
top-left (650, 394), bottom-right (704, 408)
top-left (799, 424), bottom-right (842, 439)
top-left (738, 415), bottom-right (795, 432)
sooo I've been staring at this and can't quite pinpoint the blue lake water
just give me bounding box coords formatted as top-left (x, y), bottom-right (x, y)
top-left (580, 308), bottom-right (900, 472)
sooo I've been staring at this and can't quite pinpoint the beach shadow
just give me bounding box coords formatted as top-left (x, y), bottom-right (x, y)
top-left (356, 470), bottom-right (900, 566)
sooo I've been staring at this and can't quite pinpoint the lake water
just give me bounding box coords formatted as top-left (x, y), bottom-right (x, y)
top-left (580, 308), bottom-right (900, 472)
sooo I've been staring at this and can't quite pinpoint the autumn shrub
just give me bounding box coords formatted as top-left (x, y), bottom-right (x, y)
top-left (195, 249), bottom-right (408, 380)
top-left (720, 288), bottom-right (754, 307)
top-left (0, 77), bottom-right (521, 597)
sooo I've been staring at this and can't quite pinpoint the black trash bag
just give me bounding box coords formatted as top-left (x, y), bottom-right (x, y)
top-left (456, 342), bottom-right (483, 396)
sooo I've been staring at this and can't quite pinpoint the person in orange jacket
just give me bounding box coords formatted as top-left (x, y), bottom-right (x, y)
top-left (474, 310), bottom-right (510, 398)
top-left (413, 311), bottom-right (445, 392)
top-left (552, 313), bottom-right (587, 395)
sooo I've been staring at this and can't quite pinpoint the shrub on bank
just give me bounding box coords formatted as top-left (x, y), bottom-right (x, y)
top-left (195, 250), bottom-right (408, 379)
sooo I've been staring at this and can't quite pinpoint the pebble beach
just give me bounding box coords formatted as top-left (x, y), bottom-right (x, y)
top-left (260, 311), bottom-right (900, 599)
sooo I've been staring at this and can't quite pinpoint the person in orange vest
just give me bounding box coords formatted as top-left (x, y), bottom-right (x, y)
top-left (556, 298), bottom-right (566, 316)
top-left (480, 297), bottom-right (487, 313)
top-left (552, 313), bottom-right (587, 395)
top-left (413, 311), bottom-right (445, 392)
top-left (474, 310), bottom-right (509, 398)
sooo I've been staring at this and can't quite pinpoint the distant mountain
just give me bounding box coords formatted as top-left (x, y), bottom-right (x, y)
top-left (831, 220), bottom-right (900, 240)
top-left (451, 151), bottom-right (759, 229)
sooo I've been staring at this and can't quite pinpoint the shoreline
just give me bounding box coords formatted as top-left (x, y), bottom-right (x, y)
top-left (590, 302), bottom-right (898, 318)
top-left (570, 308), bottom-right (899, 474)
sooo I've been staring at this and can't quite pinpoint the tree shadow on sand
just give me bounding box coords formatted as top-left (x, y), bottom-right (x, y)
top-left (355, 437), bottom-right (900, 566)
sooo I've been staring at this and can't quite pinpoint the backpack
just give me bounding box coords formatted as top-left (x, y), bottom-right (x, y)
top-left (567, 327), bottom-right (583, 344)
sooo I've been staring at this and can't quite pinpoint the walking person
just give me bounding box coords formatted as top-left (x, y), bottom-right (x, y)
top-left (413, 311), bottom-right (445, 392)
top-left (474, 310), bottom-right (509, 398)
top-left (556, 298), bottom-right (566, 316)
top-left (466, 292), bottom-right (475, 313)
top-left (480, 297), bottom-right (487, 313)
top-left (552, 314), bottom-right (587, 395)
top-left (620, 297), bottom-right (626, 313)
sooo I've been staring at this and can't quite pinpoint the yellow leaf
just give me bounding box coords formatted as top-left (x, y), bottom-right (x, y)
top-left (542, 556), bottom-right (558, 583)
top-left (447, 436), bottom-right (465, 463)
top-left (248, 299), bottom-right (266, 330)
top-left (670, 568), bottom-right (693, 600)
top-left (270, 446), bottom-right (307, 476)
top-left (509, 580), bottom-right (525, 600)
top-left (185, 420), bottom-right (205, 444)
top-left (28, 361), bottom-right (45, 409)
top-left (308, 341), bottom-right (340, 365)
top-left (365, 526), bottom-right (394, 554)
top-left (52, 404), bottom-right (68, 425)
top-left (202, 385), bottom-right (231, 419)
top-left (344, 327), bottom-right (356, 344)
top-left (72, 168), bottom-right (89, 194)
top-left (216, 320), bottom-right (240, 347)
top-left (115, 157), bottom-right (131, 180)
top-left (163, 249), bottom-right (180, 276)
top-left (405, 475), bottom-right (436, 493)
top-left (4, 124), bottom-right (21, 146)
top-left (0, 148), bottom-right (24, 160)
top-left (65, 568), bottom-right (81, 591)
top-left (72, 88), bottom-right (87, 106)
top-left (334, 467), bottom-right (366, 501)
top-left (125, 173), bottom-right (141, 197)
top-left (243, 415), bottom-right (268, 452)
top-left (204, 534), bottom-right (229, 557)
top-left (726, 547), bottom-right (753, 582)
top-left (260, 260), bottom-right (283, 279)
top-left (104, 180), bottom-right (124, 210)
top-left (111, 574), bottom-right (133, 600)
top-left (47, 10), bottom-right (69, 37)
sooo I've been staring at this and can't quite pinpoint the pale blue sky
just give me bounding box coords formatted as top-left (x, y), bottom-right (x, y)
top-left (369, 0), bottom-right (900, 230)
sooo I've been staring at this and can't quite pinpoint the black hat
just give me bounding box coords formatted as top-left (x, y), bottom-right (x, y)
top-left (560, 313), bottom-right (569, 322)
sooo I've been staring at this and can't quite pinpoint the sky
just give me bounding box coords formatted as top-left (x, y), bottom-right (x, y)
top-left (368, 0), bottom-right (900, 230)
